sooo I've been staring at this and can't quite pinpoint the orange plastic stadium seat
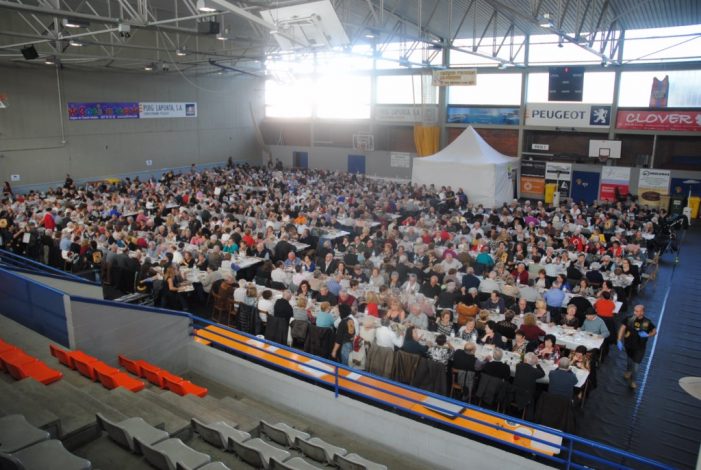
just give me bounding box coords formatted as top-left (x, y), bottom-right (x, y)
top-left (0, 339), bottom-right (15, 353)
top-left (73, 355), bottom-right (102, 381)
top-left (162, 375), bottom-right (208, 398)
top-left (4, 352), bottom-right (63, 385)
top-left (49, 344), bottom-right (75, 368)
top-left (96, 368), bottom-right (145, 392)
top-left (117, 355), bottom-right (151, 377)
top-left (0, 343), bottom-right (18, 371)
top-left (139, 362), bottom-right (164, 387)
top-left (0, 348), bottom-right (33, 372)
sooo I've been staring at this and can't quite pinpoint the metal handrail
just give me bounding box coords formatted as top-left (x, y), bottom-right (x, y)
top-left (0, 248), bottom-right (99, 285)
top-left (190, 315), bottom-right (673, 470)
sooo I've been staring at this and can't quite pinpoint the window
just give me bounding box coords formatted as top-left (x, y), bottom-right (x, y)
top-left (316, 74), bottom-right (371, 119)
top-left (265, 78), bottom-right (314, 118)
top-left (528, 34), bottom-right (608, 65)
top-left (448, 73), bottom-right (521, 105)
top-left (623, 26), bottom-right (701, 63)
top-left (618, 70), bottom-right (701, 108)
top-left (527, 72), bottom-right (615, 103)
top-left (376, 75), bottom-right (437, 104)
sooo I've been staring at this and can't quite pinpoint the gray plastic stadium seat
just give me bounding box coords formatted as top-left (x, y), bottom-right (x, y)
top-left (294, 436), bottom-right (347, 465)
top-left (0, 439), bottom-right (91, 470)
top-left (178, 462), bottom-right (231, 470)
top-left (191, 418), bottom-right (247, 450)
top-left (270, 456), bottom-right (323, 470)
top-left (137, 437), bottom-right (211, 470)
top-left (231, 437), bottom-right (290, 470)
top-left (0, 414), bottom-right (50, 453)
top-left (259, 420), bottom-right (310, 448)
top-left (334, 453), bottom-right (388, 470)
top-left (97, 413), bottom-right (169, 453)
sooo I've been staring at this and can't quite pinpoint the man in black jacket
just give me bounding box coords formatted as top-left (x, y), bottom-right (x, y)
top-left (482, 348), bottom-right (511, 380)
top-left (513, 352), bottom-right (545, 407)
top-left (452, 342), bottom-right (485, 372)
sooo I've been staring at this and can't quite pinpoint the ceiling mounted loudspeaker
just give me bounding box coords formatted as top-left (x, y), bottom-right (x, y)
top-left (21, 45), bottom-right (38, 60)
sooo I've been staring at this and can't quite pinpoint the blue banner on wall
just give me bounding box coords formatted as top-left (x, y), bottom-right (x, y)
top-left (571, 171), bottom-right (600, 204)
top-left (447, 106), bottom-right (520, 125)
top-left (671, 178), bottom-right (701, 197)
top-left (68, 102), bottom-right (140, 120)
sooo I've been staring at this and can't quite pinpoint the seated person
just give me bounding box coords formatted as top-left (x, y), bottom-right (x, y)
top-left (548, 357), bottom-right (578, 399)
top-left (401, 326), bottom-right (428, 356)
top-left (479, 321), bottom-right (509, 349)
top-left (481, 348), bottom-right (511, 380)
top-left (435, 309), bottom-right (456, 337)
top-left (313, 301), bottom-right (335, 328)
top-left (496, 309), bottom-right (518, 339)
top-left (427, 334), bottom-right (453, 365)
top-left (518, 313), bottom-right (546, 342)
top-left (569, 345), bottom-right (591, 371)
top-left (480, 290), bottom-right (506, 312)
top-left (452, 342), bottom-right (485, 372)
top-left (535, 334), bottom-right (562, 362)
top-left (457, 318), bottom-right (479, 343)
top-left (560, 304), bottom-right (580, 328)
top-left (511, 330), bottom-right (529, 356)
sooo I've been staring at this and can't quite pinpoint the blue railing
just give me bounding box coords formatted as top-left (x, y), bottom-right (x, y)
top-left (190, 315), bottom-right (675, 470)
top-left (0, 249), bottom-right (99, 285)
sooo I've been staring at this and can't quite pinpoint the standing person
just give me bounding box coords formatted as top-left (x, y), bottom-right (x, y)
top-left (617, 304), bottom-right (656, 389)
top-left (332, 304), bottom-right (355, 366)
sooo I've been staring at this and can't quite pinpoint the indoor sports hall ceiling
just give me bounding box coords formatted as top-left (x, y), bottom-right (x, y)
top-left (0, 0), bottom-right (698, 74)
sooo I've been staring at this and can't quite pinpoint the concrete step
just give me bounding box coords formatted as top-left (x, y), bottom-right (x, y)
top-left (0, 379), bottom-right (61, 437)
top-left (88, 386), bottom-right (190, 437)
top-left (72, 433), bottom-right (153, 470)
top-left (139, 389), bottom-right (242, 430)
top-left (9, 378), bottom-right (126, 448)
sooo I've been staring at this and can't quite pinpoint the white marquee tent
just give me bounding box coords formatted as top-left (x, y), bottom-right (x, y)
top-left (411, 126), bottom-right (520, 208)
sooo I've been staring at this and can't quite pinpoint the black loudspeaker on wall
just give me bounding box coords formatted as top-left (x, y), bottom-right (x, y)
top-left (21, 45), bottom-right (39, 60)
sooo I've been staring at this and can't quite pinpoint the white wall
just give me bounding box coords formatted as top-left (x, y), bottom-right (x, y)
top-left (0, 64), bottom-right (264, 186)
top-left (21, 272), bottom-right (103, 299)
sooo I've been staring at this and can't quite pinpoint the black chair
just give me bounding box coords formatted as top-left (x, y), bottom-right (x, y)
top-left (237, 303), bottom-right (257, 335)
top-left (270, 281), bottom-right (287, 290)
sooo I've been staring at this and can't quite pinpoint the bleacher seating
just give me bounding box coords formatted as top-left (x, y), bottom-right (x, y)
top-left (50, 345), bottom-right (145, 393)
top-left (0, 340), bottom-right (62, 385)
top-left (0, 438), bottom-right (91, 470)
top-left (133, 358), bottom-right (207, 397)
top-left (137, 437), bottom-right (212, 470)
top-left (259, 420), bottom-right (310, 448)
top-left (0, 414), bottom-right (50, 453)
top-left (96, 413), bottom-right (169, 453)
top-left (0, 317), bottom-right (391, 470)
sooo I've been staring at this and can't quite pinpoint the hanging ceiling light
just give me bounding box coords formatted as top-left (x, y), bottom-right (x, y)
top-left (176, 48), bottom-right (187, 56)
top-left (144, 63), bottom-right (154, 71)
top-left (539, 13), bottom-right (554, 28)
top-left (69, 40), bottom-right (83, 47)
top-left (44, 56), bottom-right (56, 65)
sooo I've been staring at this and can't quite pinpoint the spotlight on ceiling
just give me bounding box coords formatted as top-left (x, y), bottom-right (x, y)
top-left (69, 39), bottom-right (83, 47)
top-left (176, 48), bottom-right (187, 56)
top-left (196, 0), bottom-right (218, 12)
top-left (539, 13), bottom-right (554, 28)
top-left (62, 18), bottom-right (89, 28)
top-left (144, 63), bottom-right (154, 71)
top-left (44, 56), bottom-right (56, 65)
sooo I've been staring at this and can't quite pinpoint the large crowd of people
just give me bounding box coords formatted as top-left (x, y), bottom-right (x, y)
top-left (0, 162), bottom-right (670, 421)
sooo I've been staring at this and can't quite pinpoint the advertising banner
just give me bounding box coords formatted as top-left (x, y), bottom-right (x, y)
top-left (375, 105), bottom-right (438, 123)
top-left (638, 169), bottom-right (671, 208)
top-left (68, 102), bottom-right (140, 120)
top-left (616, 109), bottom-right (701, 132)
top-left (139, 102), bottom-right (197, 118)
top-left (599, 166), bottom-right (631, 201)
top-left (525, 103), bottom-right (612, 128)
top-left (447, 106), bottom-right (520, 125)
top-left (432, 69), bottom-right (477, 86)
top-left (520, 160), bottom-right (546, 199)
top-left (545, 162), bottom-right (572, 197)
top-left (390, 152), bottom-right (411, 168)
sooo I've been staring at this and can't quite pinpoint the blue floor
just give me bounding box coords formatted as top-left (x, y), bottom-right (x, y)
top-left (576, 225), bottom-right (701, 469)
